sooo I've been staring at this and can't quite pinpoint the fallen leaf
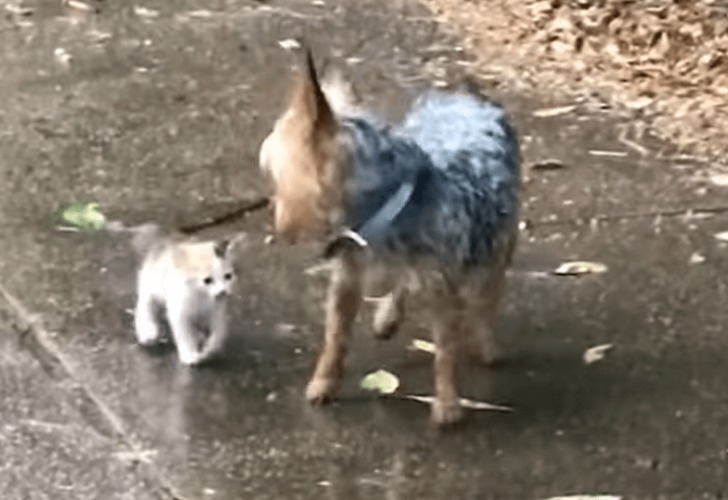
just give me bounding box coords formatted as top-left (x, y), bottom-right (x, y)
top-left (588, 150), bottom-right (628, 158)
top-left (53, 47), bottom-right (72, 65)
top-left (583, 343), bottom-right (613, 364)
top-left (542, 496), bottom-right (621, 500)
top-left (626, 96), bottom-right (653, 110)
top-left (715, 231), bottom-right (728, 242)
top-left (402, 395), bottom-right (513, 412)
top-left (533, 105), bottom-right (576, 117)
top-left (709, 173), bottom-right (728, 187)
top-left (530, 158), bottom-right (567, 170)
top-left (64, 0), bottom-right (93, 12)
top-left (59, 202), bottom-right (106, 231)
top-left (187, 9), bottom-right (214, 18)
top-left (133, 6), bottom-right (159, 18)
top-left (360, 369), bottom-right (400, 395)
top-left (409, 339), bottom-right (436, 354)
top-left (5, 3), bottom-right (33, 16)
top-left (689, 252), bottom-right (706, 264)
top-left (278, 38), bottom-right (301, 51)
top-left (553, 261), bottom-right (608, 276)
top-left (114, 448), bottom-right (158, 465)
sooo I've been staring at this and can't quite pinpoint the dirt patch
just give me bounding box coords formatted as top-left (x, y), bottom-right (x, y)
top-left (424, 0), bottom-right (728, 171)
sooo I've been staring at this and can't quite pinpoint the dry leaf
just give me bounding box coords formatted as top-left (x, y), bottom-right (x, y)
top-left (360, 369), bottom-right (400, 395)
top-left (553, 261), bottom-right (608, 276)
top-left (409, 339), bottom-right (436, 354)
top-left (278, 38), bottom-right (301, 51)
top-left (715, 231), bottom-right (728, 242)
top-left (588, 150), bottom-right (628, 158)
top-left (5, 3), bottom-right (33, 16)
top-left (133, 6), bottom-right (159, 18)
top-left (402, 395), bottom-right (513, 412)
top-left (533, 105), bottom-right (576, 117)
top-left (64, 0), bottom-right (93, 12)
top-left (53, 47), bottom-right (72, 65)
top-left (709, 173), bottom-right (728, 187)
top-left (583, 343), bottom-right (613, 364)
top-left (114, 449), bottom-right (158, 465)
top-left (542, 496), bottom-right (621, 500)
top-left (689, 252), bottom-right (705, 264)
top-left (626, 96), bottom-right (653, 110)
top-left (187, 9), bottom-right (214, 18)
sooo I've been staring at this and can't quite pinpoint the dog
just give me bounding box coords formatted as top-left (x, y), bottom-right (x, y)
top-left (258, 49), bottom-right (520, 425)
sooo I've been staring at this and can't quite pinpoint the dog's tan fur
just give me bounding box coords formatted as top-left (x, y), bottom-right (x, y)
top-left (260, 52), bottom-right (517, 426)
top-left (259, 54), bottom-right (347, 242)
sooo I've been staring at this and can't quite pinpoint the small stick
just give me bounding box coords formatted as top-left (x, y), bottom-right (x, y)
top-left (178, 197), bottom-right (269, 234)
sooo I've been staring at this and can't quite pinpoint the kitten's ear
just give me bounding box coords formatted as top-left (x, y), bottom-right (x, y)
top-left (214, 233), bottom-right (249, 257)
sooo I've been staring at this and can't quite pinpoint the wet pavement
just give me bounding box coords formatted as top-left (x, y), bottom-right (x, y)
top-left (1, 0), bottom-right (728, 499)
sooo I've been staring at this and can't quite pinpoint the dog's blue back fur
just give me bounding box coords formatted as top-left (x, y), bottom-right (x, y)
top-left (341, 90), bottom-right (520, 270)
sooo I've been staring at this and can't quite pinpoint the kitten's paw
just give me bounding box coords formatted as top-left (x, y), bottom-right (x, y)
top-left (305, 377), bottom-right (339, 405)
top-left (178, 349), bottom-right (205, 366)
top-left (431, 398), bottom-right (464, 427)
top-left (135, 325), bottom-right (162, 346)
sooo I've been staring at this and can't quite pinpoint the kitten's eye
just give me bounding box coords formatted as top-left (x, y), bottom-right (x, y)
top-left (203, 277), bottom-right (213, 285)
top-left (224, 272), bottom-right (234, 281)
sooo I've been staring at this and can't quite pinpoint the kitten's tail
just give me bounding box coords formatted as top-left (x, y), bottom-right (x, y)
top-left (104, 220), bottom-right (166, 256)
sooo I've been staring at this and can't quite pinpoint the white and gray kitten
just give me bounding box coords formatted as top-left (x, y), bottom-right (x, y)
top-left (110, 222), bottom-right (246, 365)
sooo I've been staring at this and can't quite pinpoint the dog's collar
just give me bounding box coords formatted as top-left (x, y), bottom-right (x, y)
top-left (323, 173), bottom-right (417, 258)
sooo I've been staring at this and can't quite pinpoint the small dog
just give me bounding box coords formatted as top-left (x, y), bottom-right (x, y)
top-left (111, 222), bottom-right (246, 366)
top-left (259, 50), bottom-right (520, 425)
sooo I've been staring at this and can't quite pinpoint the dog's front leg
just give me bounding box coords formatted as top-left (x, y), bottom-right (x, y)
top-left (306, 249), bottom-right (365, 404)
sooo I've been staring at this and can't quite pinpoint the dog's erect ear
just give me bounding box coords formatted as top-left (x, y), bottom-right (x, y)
top-left (321, 65), bottom-right (361, 116)
top-left (289, 48), bottom-right (336, 135)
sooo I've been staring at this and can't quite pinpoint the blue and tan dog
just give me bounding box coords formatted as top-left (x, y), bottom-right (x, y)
top-left (259, 50), bottom-right (520, 426)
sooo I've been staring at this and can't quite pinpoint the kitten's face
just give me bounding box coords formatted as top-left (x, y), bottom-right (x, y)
top-left (194, 251), bottom-right (236, 300)
top-left (171, 236), bottom-right (245, 300)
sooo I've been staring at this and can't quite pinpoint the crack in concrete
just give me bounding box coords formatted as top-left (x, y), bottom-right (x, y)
top-left (0, 282), bottom-right (189, 500)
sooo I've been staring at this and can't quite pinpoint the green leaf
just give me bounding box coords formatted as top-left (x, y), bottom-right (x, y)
top-left (360, 369), bottom-right (400, 395)
top-left (60, 202), bottom-right (106, 231)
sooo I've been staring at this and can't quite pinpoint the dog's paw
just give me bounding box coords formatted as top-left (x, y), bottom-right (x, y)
top-left (431, 398), bottom-right (464, 427)
top-left (305, 377), bottom-right (339, 405)
top-left (476, 345), bottom-right (498, 366)
top-left (371, 293), bottom-right (402, 340)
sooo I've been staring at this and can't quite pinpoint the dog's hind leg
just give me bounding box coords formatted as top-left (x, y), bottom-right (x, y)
top-left (429, 285), bottom-right (465, 426)
top-left (306, 249), bottom-right (365, 404)
top-left (465, 272), bottom-right (504, 366)
top-left (466, 227), bottom-right (517, 365)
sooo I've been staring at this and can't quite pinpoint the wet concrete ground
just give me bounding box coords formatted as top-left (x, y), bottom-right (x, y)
top-left (1, 0), bottom-right (728, 499)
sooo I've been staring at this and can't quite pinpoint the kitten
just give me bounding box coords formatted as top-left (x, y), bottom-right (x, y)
top-left (109, 222), bottom-right (246, 365)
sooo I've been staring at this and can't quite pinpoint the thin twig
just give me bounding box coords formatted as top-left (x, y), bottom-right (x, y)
top-left (178, 197), bottom-right (269, 234)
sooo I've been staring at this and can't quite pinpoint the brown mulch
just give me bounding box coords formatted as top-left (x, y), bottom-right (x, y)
top-left (424, 0), bottom-right (728, 169)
